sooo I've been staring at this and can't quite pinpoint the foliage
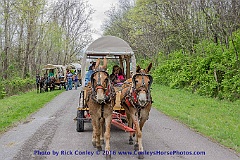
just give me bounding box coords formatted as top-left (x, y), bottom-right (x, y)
top-left (0, 77), bottom-right (36, 99)
top-left (103, 0), bottom-right (240, 73)
top-left (152, 30), bottom-right (240, 101)
top-left (137, 58), bottom-right (153, 70)
top-left (0, 0), bottom-right (93, 80)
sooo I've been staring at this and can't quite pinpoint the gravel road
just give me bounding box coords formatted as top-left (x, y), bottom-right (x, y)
top-left (0, 88), bottom-right (239, 160)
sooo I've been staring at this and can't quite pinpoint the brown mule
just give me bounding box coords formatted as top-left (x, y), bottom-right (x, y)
top-left (86, 58), bottom-right (116, 159)
top-left (120, 63), bottom-right (153, 159)
top-left (122, 63), bottom-right (152, 89)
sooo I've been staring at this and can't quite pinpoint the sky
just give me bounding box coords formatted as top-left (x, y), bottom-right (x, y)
top-left (87, 0), bottom-right (119, 40)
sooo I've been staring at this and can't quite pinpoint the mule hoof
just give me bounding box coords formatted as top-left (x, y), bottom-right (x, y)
top-left (106, 154), bottom-right (111, 160)
top-left (138, 154), bottom-right (144, 159)
top-left (129, 140), bottom-right (133, 145)
top-left (92, 141), bottom-right (96, 147)
top-left (134, 144), bottom-right (139, 150)
top-left (97, 146), bottom-right (102, 151)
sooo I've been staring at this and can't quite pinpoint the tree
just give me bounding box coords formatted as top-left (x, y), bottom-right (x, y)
top-left (0, 0), bottom-right (94, 80)
top-left (1, 0), bottom-right (11, 79)
top-left (49, 0), bottom-right (94, 65)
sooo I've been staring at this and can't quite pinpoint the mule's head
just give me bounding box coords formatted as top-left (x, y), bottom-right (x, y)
top-left (91, 58), bottom-right (111, 104)
top-left (132, 73), bottom-right (153, 107)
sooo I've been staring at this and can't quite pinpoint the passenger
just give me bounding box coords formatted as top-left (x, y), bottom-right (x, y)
top-left (48, 69), bottom-right (54, 77)
top-left (115, 68), bottom-right (125, 86)
top-left (110, 65), bottom-right (120, 82)
top-left (85, 62), bottom-right (96, 86)
top-left (111, 66), bottom-right (125, 86)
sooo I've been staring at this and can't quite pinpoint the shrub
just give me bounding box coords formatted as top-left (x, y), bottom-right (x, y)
top-left (0, 78), bottom-right (35, 99)
top-left (152, 29), bottom-right (240, 101)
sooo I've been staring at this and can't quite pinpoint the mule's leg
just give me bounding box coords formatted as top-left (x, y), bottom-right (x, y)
top-left (104, 114), bottom-right (112, 159)
top-left (131, 114), bottom-right (144, 159)
top-left (127, 113), bottom-right (134, 145)
top-left (139, 109), bottom-right (150, 131)
top-left (91, 118), bottom-right (97, 147)
top-left (135, 108), bottom-right (150, 159)
top-left (95, 118), bottom-right (102, 151)
top-left (123, 107), bottom-right (134, 145)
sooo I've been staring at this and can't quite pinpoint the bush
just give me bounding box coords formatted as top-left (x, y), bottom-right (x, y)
top-left (152, 30), bottom-right (240, 101)
top-left (0, 77), bottom-right (35, 99)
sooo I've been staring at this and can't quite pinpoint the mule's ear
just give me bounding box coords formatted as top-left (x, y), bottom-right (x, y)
top-left (95, 58), bottom-right (100, 68)
top-left (102, 57), bottom-right (107, 70)
top-left (146, 63), bottom-right (152, 73)
top-left (136, 65), bottom-right (141, 73)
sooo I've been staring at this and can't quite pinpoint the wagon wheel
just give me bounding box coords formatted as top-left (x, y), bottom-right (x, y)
top-left (78, 91), bottom-right (82, 107)
top-left (79, 91), bottom-right (85, 107)
top-left (76, 110), bottom-right (84, 132)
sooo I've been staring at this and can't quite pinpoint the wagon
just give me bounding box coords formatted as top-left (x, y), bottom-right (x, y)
top-left (76, 36), bottom-right (136, 133)
top-left (42, 64), bottom-right (67, 90)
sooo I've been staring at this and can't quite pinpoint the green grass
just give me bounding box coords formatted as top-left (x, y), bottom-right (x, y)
top-left (0, 90), bottom-right (64, 133)
top-left (151, 83), bottom-right (240, 153)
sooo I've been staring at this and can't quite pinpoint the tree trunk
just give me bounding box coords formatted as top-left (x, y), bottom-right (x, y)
top-left (3, 0), bottom-right (10, 79)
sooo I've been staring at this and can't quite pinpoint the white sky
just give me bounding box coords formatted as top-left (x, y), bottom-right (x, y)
top-left (88, 0), bottom-right (118, 40)
top-left (48, 0), bottom-right (118, 40)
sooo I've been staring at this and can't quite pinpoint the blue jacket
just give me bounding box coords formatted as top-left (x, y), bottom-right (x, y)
top-left (85, 70), bottom-right (94, 86)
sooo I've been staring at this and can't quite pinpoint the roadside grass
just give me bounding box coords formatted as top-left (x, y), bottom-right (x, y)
top-left (0, 90), bottom-right (64, 133)
top-left (151, 83), bottom-right (240, 153)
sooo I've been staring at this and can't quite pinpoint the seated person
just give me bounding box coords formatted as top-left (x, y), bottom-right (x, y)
top-left (112, 67), bottom-right (125, 86)
top-left (110, 65), bottom-right (120, 82)
top-left (85, 62), bottom-right (96, 86)
top-left (48, 69), bottom-right (54, 77)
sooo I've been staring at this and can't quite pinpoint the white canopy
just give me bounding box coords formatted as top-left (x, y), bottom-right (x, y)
top-left (81, 36), bottom-right (136, 87)
top-left (85, 35), bottom-right (134, 55)
top-left (42, 64), bottom-right (58, 70)
top-left (68, 63), bottom-right (81, 70)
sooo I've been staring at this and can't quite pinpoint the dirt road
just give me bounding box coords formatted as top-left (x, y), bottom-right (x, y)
top-left (0, 89), bottom-right (239, 160)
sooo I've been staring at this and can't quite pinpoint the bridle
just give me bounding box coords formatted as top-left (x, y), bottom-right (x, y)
top-left (132, 73), bottom-right (153, 107)
top-left (90, 70), bottom-right (114, 104)
top-left (121, 73), bottom-right (153, 110)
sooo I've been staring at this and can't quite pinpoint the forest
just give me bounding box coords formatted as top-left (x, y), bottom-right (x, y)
top-left (0, 0), bottom-right (93, 97)
top-left (1, 0), bottom-right (240, 101)
top-left (103, 0), bottom-right (240, 101)
top-left (0, 0), bottom-right (93, 78)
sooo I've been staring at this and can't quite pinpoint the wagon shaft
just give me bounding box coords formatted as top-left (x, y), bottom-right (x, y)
top-left (111, 119), bottom-right (135, 133)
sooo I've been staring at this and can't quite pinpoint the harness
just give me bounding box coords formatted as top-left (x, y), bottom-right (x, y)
top-left (89, 70), bottom-right (116, 118)
top-left (121, 73), bottom-right (153, 117)
top-left (90, 70), bottom-right (116, 104)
